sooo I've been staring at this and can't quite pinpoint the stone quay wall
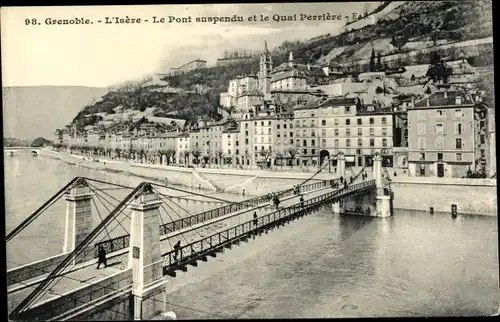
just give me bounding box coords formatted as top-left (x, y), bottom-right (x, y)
top-left (18, 269), bottom-right (133, 321)
top-left (7, 253), bottom-right (67, 287)
top-left (390, 177), bottom-right (497, 216)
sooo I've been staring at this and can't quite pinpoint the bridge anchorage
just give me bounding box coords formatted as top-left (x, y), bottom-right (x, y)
top-left (7, 154), bottom-right (392, 320)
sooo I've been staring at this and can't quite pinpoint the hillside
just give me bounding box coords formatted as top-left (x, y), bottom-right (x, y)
top-left (3, 86), bottom-right (107, 140)
top-left (3, 137), bottom-right (31, 147)
top-left (70, 1), bottom-right (493, 129)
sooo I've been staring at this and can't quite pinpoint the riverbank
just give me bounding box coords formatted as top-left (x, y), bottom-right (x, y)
top-left (39, 149), bottom-right (497, 215)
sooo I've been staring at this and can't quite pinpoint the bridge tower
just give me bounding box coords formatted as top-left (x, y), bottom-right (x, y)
top-left (337, 152), bottom-right (346, 178)
top-left (128, 183), bottom-right (168, 320)
top-left (63, 178), bottom-right (94, 264)
top-left (373, 152), bottom-right (391, 217)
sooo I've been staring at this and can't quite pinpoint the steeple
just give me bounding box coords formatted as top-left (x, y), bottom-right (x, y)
top-left (259, 40), bottom-right (273, 97)
top-left (288, 51), bottom-right (294, 67)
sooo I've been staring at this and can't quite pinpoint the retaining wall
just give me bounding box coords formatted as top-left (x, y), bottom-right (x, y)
top-left (390, 177), bottom-right (497, 215)
top-left (16, 269), bottom-right (133, 321)
top-left (7, 253), bottom-right (67, 287)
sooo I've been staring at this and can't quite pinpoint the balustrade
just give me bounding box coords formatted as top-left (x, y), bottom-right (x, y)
top-left (161, 180), bottom-right (375, 270)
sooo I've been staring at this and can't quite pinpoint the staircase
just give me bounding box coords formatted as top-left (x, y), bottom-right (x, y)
top-left (192, 168), bottom-right (224, 192)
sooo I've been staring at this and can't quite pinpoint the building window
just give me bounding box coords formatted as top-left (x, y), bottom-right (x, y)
top-left (261, 121), bottom-right (264, 126)
top-left (417, 110), bottom-right (425, 120)
top-left (357, 118), bottom-right (362, 125)
top-left (436, 137), bottom-right (444, 149)
top-left (418, 137), bottom-right (426, 150)
top-left (454, 109), bottom-right (462, 119)
top-left (322, 120), bottom-right (326, 126)
top-left (358, 138), bottom-right (362, 146)
top-left (456, 153), bottom-right (462, 161)
top-left (381, 117), bottom-right (387, 125)
top-left (277, 124), bottom-right (280, 129)
top-left (245, 138), bottom-right (249, 144)
top-left (321, 129), bottom-right (326, 137)
top-left (419, 153), bottom-right (425, 161)
top-left (245, 123), bottom-right (248, 129)
top-left (311, 130), bottom-right (316, 137)
top-left (268, 128), bottom-right (271, 134)
top-left (480, 134), bottom-right (485, 144)
top-left (382, 139), bottom-right (387, 147)
top-left (284, 124), bottom-right (287, 129)
top-left (334, 129), bottom-right (339, 136)
top-left (334, 139), bottom-right (339, 147)
top-left (436, 123), bottom-right (444, 135)
top-left (303, 140), bottom-right (307, 147)
top-left (438, 153), bottom-right (443, 161)
top-left (370, 138), bottom-right (375, 147)
top-left (268, 121), bottom-right (272, 126)
top-left (417, 123), bottom-right (426, 135)
top-left (311, 149), bottom-right (316, 155)
top-left (334, 119), bottom-right (339, 125)
top-left (455, 138), bottom-right (462, 150)
top-left (303, 149), bottom-right (307, 155)
top-left (290, 132), bottom-right (294, 138)
top-left (311, 139), bottom-right (316, 146)
top-left (322, 138), bottom-right (326, 146)
top-left (369, 117), bottom-right (374, 125)
top-left (345, 106), bottom-right (350, 114)
top-left (382, 128), bottom-right (387, 136)
top-left (346, 119), bottom-right (350, 126)
top-left (357, 128), bottom-right (362, 136)
top-left (346, 129), bottom-right (351, 136)
top-left (369, 128), bottom-right (375, 136)
top-left (290, 139), bottom-right (294, 144)
top-left (436, 110), bottom-right (444, 118)
top-left (454, 123), bottom-right (463, 135)
top-left (346, 139), bottom-right (351, 147)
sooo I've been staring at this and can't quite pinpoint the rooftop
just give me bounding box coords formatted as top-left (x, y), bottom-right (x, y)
top-left (413, 90), bottom-right (475, 108)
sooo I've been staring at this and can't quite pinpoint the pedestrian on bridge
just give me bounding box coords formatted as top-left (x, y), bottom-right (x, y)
top-left (173, 240), bottom-right (181, 261)
top-left (97, 246), bottom-right (107, 269)
top-left (273, 195), bottom-right (280, 209)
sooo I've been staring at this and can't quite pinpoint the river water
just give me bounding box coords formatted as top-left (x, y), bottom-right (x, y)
top-left (5, 151), bottom-right (499, 317)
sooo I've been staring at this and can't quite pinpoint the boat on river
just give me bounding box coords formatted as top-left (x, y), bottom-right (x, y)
top-left (5, 150), bottom-right (19, 156)
top-left (31, 150), bottom-right (39, 157)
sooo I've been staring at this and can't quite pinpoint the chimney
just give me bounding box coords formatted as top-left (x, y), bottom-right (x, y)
top-left (443, 91), bottom-right (447, 99)
top-left (455, 96), bottom-right (462, 105)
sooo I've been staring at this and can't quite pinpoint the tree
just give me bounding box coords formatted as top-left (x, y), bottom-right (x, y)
top-left (369, 48), bottom-right (376, 72)
top-left (191, 148), bottom-right (202, 165)
top-left (411, 74), bottom-right (416, 82)
top-left (285, 146), bottom-right (298, 169)
top-left (376, 52), bottom-right (383, 71)
top-left (426, 51), bottom-right (453, 84)
top-left (215, 150), bottom-right (224, 166)
top-left (182, 150), bottom-right (190, 166)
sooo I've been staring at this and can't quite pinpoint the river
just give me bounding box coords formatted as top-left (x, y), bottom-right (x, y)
top-left (5, 151), bottom-right (499, 317)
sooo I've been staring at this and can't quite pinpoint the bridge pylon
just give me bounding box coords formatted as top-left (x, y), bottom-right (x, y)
top-left (63, 178), bottom-right (94, 263)
top-left (373, 152), bottom-right (391, 217)
top-left (128, 183), bottom-right (168, 320)
top-left (337, 152), bottom-right (346, 178)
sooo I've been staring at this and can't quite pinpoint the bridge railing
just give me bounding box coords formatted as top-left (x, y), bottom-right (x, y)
top-left (93, 179), bottom-right (332, 259)
top-left (161, 179), bottom-right (375, 271)
top-left (158, 179), bottom-right (330, 235)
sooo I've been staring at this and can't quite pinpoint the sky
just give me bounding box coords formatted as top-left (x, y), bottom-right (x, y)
top-left (1, 3), bottom-right (380, 88)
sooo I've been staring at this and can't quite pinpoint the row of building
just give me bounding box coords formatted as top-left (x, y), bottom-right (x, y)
top-left (55, 42), bottom-right (495, 178)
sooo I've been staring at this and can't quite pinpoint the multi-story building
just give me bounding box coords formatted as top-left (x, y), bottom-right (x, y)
top-left (169, 59), bottom-right (207, 76)
top-left (407, 90), bottom-right (486, 178)
top-left (175, 133), bottom-right (191, 165)
top-left (293, 97), bottom-right (394, 168)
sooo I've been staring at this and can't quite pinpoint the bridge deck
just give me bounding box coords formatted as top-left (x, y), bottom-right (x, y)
top-left (8, 252), bottom-right (128, 314)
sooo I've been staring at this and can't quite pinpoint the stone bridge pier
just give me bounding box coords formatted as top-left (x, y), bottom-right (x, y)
top-left (128, 184), bottom-right (168, 320)
top-left (64, 178), bottom-right (94, 264)
top-left (332, 153), bottom-right (392, 217)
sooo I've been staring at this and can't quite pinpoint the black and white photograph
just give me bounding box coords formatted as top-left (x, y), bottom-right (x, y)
top-left (2, 1), bottom-right (498, 320)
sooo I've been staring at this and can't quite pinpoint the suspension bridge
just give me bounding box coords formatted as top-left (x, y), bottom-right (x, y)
top-left (6, 152), bottom-right (392, 321)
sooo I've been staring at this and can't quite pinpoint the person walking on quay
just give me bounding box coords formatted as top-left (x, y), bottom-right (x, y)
top-left (173, 240), bottom-right (181, 261)
top-left (350, 176), bottom-right (353, 184)
top-left (300, 195), bottom-right (305, 208)
top-left (97, 246), bottom-right (107, 269)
